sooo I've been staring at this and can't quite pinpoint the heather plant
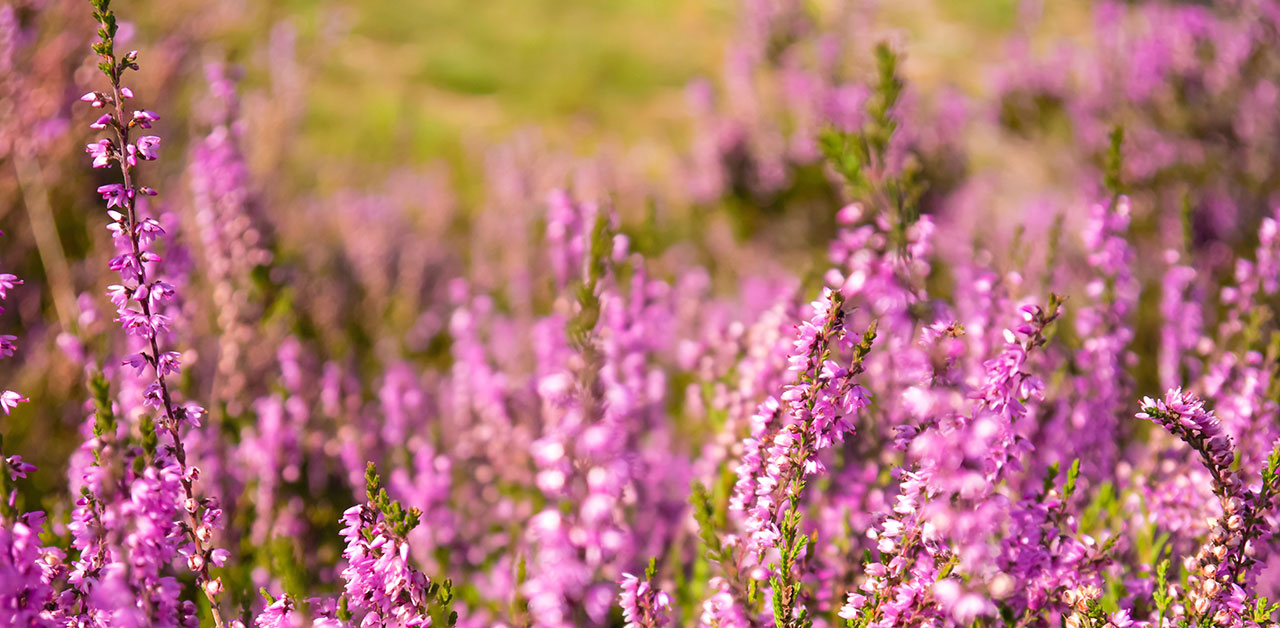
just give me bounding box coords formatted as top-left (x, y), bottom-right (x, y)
top-left (7, 0), bottom-right (1280, 627)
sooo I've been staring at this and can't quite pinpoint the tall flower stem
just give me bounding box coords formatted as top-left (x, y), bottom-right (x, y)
top-left (84, 1), bottom-right (225, 625)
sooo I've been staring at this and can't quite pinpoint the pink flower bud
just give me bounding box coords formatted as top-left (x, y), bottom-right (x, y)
top-left (203, 577), bottom-right (223, 597)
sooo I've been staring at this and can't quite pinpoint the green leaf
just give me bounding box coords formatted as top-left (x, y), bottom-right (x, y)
top-left (1063, 458), bottom-right (1081, 501)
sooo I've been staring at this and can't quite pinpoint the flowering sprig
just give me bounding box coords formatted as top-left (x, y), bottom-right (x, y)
top-left (619, 559), bottom-right (673, 628)
top-left (772, 308), bottom-right (876, 628)
top-left (82, 1), bottom-right (226, 625)
top-left (727, 288), bottom-right (875, 627)
top-left (338, 463), bottom-right (456, 628)
top-left (1136, 389), bottom-right (1280, 626)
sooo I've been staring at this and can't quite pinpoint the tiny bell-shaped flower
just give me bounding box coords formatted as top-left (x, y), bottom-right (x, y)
top-left (131, 110), bottom-right (159, 128)
top-left (1, 390), bottom-right (29, 415)
top-left (86, 139), bottom-right (114, 168)
top-left (135, 135), bottom-right (161, 160)
top-left (203, 577), bottom-right (223, 597)
top-left (80, 91), bottom-right (107, 107)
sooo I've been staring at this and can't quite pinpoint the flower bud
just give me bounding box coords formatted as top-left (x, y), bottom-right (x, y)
top-left (1202, 579), bottom-right (1220, 596)
top-left (1211, 544), bottom-right (1227, 562)
top-left (203, 577), bottom-right (223, 597)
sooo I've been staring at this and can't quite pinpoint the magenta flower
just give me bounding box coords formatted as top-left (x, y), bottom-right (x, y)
top-left (96, 183), bottom-right (128, 209)
top-left (619, 572), bottom-right (672, 628)
top-left (4, 454), bottom-right (35, 480)
top-left (122, 352), bottom-right (149, 375)
top-left (85, 138), bottom-right (113, 168)
top-left (0, 274), bottom-right (21, 300)
top-left (131, 109), bottom-right (159, 128)
top-left (0, 390), bottom-right (27, 415)
top-left (157, 351), bottom-right (182, 376)
top-left (135, 135), bottom-right (161, 160)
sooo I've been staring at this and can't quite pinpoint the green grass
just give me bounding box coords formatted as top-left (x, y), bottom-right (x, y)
top-left (296, 0), bottom-right (733, 171)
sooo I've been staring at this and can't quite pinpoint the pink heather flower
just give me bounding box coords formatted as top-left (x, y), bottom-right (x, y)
top-left (0, 390), bottom-right (28, 414)
top-left (123, 353), bottom-right (149, 376)
top-left (135, 135), bottom-right (161, 160)
top-left (86, 138), bottom-right (113, 168)
top-left (0, 516), bottom-right (57, 624)
top-left (89, 113), bottom-right (112, 129)
top-left (4, 454), bottom-right (36, 480)
top-left (0, 274), bottom-right (21, 300)
top-left (255, 596), bottom-right (298, 628)
top-left (1136, 388), bottom-right (1235, 482)
top-left (157, 351), bottom-right (182, 377)
top-left (339, 503), bottom-right (431, 626)
top-left (143, 382), bottom-right (165, 409)
top-left (209, 548), bottom-right (229, 566)
top-left (106, 284), bottom-right (130, 308)
top-left (131, 109), bottom-right (159, 128)
top-left (97, 183), bottom-right (128, 209)
top-left (120, 86), bottom-right (134, 98)
top-left (699, 578), bottom-right (749, 627)
top-left (619, 573), bottom-right (673, 628)
top-left (181, 404), bottom-right (206, 428)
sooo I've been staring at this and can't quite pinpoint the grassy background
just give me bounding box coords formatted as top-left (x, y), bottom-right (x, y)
top-left (140, 0), bottom-right (1087, 182)
top-left (268, 0), bottom-right (734, 169)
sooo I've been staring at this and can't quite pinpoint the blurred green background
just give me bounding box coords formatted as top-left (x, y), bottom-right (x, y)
top-left (129, 0), bottom-right (1087, 186)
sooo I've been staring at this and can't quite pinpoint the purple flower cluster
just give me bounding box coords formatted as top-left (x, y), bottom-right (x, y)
top-left (618, 570), bottom-right (673, 628)
top-left (339, 504), bottom-right (431, 627)
top-left (1135, 390), bottom-right (1264, 627)
top-left (730, 288), bottom-right (872, 574)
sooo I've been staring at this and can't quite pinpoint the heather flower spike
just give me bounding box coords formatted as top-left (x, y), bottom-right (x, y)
top-left (81, 0), bottom-right (227, 625)
top-left (619, 559), bottom-right (673, 628)
top-left (1136, 390), bottom-right (1280, 626)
